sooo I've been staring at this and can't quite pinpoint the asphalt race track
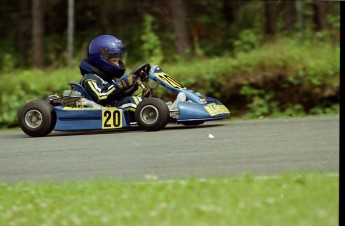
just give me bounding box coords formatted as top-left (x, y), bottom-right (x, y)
top-left (0, 116), bottom-right (339, 183)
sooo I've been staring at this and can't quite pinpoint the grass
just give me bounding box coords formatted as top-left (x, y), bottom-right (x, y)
top-left (0, 173), bottom-right (338, 226)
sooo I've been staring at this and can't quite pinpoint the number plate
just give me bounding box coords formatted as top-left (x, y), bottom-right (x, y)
top-left (204, 103), bottom-right (230, 116)
top-left (102, 109), bottom-right (123, 129)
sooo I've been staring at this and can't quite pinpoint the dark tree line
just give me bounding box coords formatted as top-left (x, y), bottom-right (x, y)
top-left (0, 0), bottom-right (340, 69)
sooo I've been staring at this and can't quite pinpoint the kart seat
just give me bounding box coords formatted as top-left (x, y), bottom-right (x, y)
top-left (68, 82), bottom-right (93, 100)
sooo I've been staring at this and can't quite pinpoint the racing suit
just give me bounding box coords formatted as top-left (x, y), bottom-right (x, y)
top-left (79, 59), bottom-right (141, 107)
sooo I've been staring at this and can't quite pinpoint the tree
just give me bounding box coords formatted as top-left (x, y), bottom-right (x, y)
top-left (222, 0), bottom-right (238, 24)
top-left (32, 0), bottom-right (44, 68)
top-left (18, 0), bottom-right (31, 67)
top-left (264, 0), bottom-right (276, 37)
top-left (0, 0), bottom-right (340, 69)
top-left (169, 0), bottom-right (189, 57)
top-left (282, 0), bottom-right (296, 33)
top-left (312, 0), bottom-right (326, 31)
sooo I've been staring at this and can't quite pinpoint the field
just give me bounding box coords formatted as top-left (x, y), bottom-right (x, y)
top-left (0, 173), bottom-right (338, 226)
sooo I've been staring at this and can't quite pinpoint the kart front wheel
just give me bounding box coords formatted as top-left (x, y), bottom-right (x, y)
top-left (135, 98), bottom-right (169, 131)
top-left (18, 100), bottom-right (56, 137)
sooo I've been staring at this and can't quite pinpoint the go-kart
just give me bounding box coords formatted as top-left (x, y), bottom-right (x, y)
top-left (18, 64), bottom-right (230, 137)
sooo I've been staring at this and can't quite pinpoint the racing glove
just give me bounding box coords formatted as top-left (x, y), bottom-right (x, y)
top-left (115, 74), bottom-right (138, 91)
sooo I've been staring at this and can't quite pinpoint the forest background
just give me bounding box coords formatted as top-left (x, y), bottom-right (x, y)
top-left (0, 0), bottom-right (340, 128)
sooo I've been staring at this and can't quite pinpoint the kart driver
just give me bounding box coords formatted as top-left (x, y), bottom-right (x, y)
top-left (79, 34), bottom-right (186, 110)
top-left (79, 34), bottom-right (140, 107)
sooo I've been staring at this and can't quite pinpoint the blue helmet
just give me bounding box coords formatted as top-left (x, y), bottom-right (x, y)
top-left (88, 35), bottom-right (127, 80)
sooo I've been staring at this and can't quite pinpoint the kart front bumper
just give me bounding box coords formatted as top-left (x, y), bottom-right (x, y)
top-left (177, 98), bottom-right (230, 122)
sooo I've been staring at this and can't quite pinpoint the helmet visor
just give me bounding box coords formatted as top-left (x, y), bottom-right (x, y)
top-left (100, 50), bottom-right (127, 70)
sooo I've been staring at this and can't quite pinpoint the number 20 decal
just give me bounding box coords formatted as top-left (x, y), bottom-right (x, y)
top-left (102, 109), bottom-right (122, 129)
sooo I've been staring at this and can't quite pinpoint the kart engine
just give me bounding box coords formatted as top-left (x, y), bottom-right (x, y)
top-left (62, 90), bottom-right (82, 107)
top-left (62, 90), bottom-right (102, 108)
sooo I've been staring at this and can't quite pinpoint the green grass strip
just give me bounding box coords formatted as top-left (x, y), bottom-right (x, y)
top-left (0, 173), bottom-right (338, 226)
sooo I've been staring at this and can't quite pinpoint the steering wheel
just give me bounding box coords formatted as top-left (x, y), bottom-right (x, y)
top-left (129, 63), bottom-right (153, 98)
top-left (130, 63), bottom-right (151, 78)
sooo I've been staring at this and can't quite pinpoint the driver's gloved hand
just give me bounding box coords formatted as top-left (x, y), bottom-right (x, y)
top-left (115, 74), bottom-right (137, 91)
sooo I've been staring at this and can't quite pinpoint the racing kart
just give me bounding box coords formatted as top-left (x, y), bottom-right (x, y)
top-left (18, 64), bottom-right (230, 137)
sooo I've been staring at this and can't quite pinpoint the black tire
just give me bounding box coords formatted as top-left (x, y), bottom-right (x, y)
top-left (18, 100), bottom-right (56, 137)
top-left (135, 98), bottom-right (169, 131)
top-left (182, 121), bottom-right (204, 126)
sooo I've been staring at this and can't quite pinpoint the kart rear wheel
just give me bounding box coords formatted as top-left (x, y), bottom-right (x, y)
top-left (18, 100), bottom-right (56, 137)
top-left (135, 98), bottom-right (169, 131)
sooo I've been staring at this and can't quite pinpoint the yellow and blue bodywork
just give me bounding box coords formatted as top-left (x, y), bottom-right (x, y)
top-left (54, 106), bottom-right (130, 131)
top-left (52, 65), bottom-right (230, 131)
top-left (178, 99), bottom-right (230, 121)
top-left (148, 65), bottom-right (230, 123)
